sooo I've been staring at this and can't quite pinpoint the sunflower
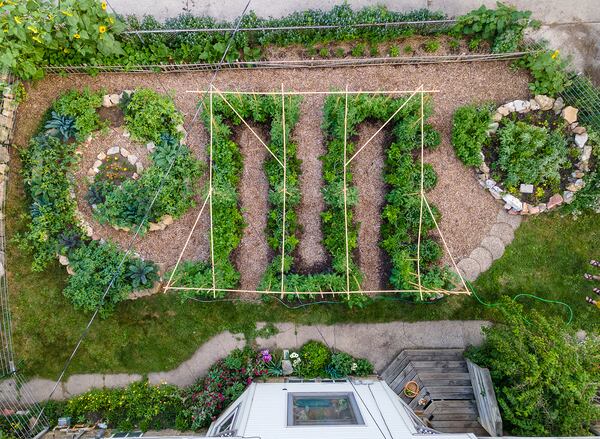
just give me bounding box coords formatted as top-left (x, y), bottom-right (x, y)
top-left (551, 49), bottom-right (560, 60)
top-left (74, 33), bottom-right (81, 39)
top-left (101, 1), bottom-right (107, 10)
top-left (99, 25), bottom-right (107, 33)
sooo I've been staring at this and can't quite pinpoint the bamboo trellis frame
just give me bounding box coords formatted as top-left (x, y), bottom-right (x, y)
top-left (163, 85), bottom-right (471, 297)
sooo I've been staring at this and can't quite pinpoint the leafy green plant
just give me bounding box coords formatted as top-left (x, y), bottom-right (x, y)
top-left (369, 44), bottom-right (379, 56)
top-left (334, 47), bottom-right (345, 58)
top-left (448, 38), bottom-right (460, 51)
top-left (328, 352), bottom-right (354, 377)
top-left (453, 2), bottom-right (534, 53)
top-left (297, 341), bottom-right (331, 378)
top-left (466, 298), bottom-right (600, 436)
top-left (127, 259), bottom-right (159, 289)
top-left (497, 121), bottom-right (568, 187)
top-left (0, 0), bottom-right (125, 79)
top-left (351, 43), bottom-right (366, 57)
top-left (403, 45), bottom-right (414, 54)
top-left (52, 88), bottom-right (104, 141)
top-left (152, 133), bottom-right (181, 170)
top-left (44, 112), bottom-right (76, 141)
top-left (517, 50), bottom-right (572, 97)
top-left (124, 89), bottom-right (184, 143)
top-left (318, 47), bottom-right (329, 58)
top-left (451, 104), bottom-right (492, 166)
top-left (389, 45), bottom-right (400, 57)
top-left (423, 39), bottom-right (440, 53)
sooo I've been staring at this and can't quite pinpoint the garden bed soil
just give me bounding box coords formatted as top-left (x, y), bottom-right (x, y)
top-left (264, 34), bottom-right (490, 61)
top-left (97, 105), bottom-right (125, 127)
top-left (352, 123), bottom-right (390, 291)
top-left (11, 61), bottom-right (530, 291)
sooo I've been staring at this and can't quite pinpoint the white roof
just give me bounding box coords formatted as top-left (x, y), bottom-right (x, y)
top-left (207, 380), bottom-right (477, 439)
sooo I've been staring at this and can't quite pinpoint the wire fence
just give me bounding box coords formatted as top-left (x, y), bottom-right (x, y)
top-left (0, 72), bottom-right (50, 439)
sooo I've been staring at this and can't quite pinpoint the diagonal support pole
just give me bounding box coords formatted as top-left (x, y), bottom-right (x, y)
top-left (416, 86), bottom-right (425, 302)
top-left (343, 85), bottom-right (351, 297)
top-left (209, 86), bottom-right (217, 298)
top-left (280, 84), bottom-right (287, 298)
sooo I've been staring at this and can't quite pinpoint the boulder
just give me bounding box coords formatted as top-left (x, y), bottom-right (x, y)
top-left (489, 186), bottom-right (503, 200)
top-left (513, 99), bottom-right (530, 113)
top-left (107, 146), bottom-right (120, 155)
top-left (109, 94), bottom-right (121, 105)
top-left (162, 215), bottom-right (174, 226)
top-left (581, 145), bottom-right (592, 162)
top-left (566, 179), bottom-right (585, 192)
top-left (479, 162), bottom-right (490, 175)
top-left (572, 125), bottom-right (586, 135)
top-left (102, 95), bottom-right (112, 108)
top-left (93, 160), bottom-right (102, 169)
top-left (487, 122), bottom-right (499, 134)
top-left (146, 142), bottom-right (156, 153)
top-left (534, 95), bottom-right (554, 110)
top-left (552, 96), bottom-right (565, 114)
top-left (492, 112), bottom-right (503, 122)
top-left (0, 164), bottom-right (8, 175)
top-left (519, 183), bottom-right (534, 194)
top-left (502, 193), bottom-right (523, 211)
top-left (0, 147), bottom-right (9, 164)
top-left (485, 179), bottom-right (496, 189)
top-left (528, 205), bottom-right (540, 215)
top-left (575, 133), bottom-right (588, 148)
top-left (58, 255), bottom-right (69, 266)
top-left (97, 152), bottom-right (106, 160)
top-left (528, 99), bottom-right (540, 111)
top-left (136, 162), bottom-right (144, 173)
top-left (561, 106), bottom-right (578, 124)
top-left (547, 193), bottom-right (563, 209)
top-left (563, 191), bottom-right (574, 204)
top-left (497, 105), bottom-right (510, 116)
top-left (122, 130), bottom-right (130, 138)
top-left (128, 155), bottom-right (138, 165)
top-left (120, 148), bottom-right (130, 158)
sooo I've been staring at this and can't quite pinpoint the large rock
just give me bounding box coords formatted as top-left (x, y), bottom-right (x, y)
top-left (107, 146), bottom-right (120, 155)
top-left (502, 193), bottom-right (523, 211)
top-left (563, 190), bottom-right (574, 204)
top-left (519, 184), bottom-right (534, 194)
top-left (575, 133), bottom-right (588, 148)
top-left (553, 96), bottom-right (565, 114)
top-left (534, 95), bottom-right (554, 110)
top-left (581, 145), bottom-right (592, 162)
top-left (547, 193), bottom-right (563, 209)
top-left (0, 147), bottom-right (9, 164)
top-left (528, 99), bottom-right (541, 111)
top-left (102, 95), bottom-right (112, 108)
top-left (497, 105), bottom-right (510, 116)
top-left (58, 255), bottom-right (69, 266)
top-left (561, 106), bottom-right (578, 124)
top-left (513, 99), bottom-right (530, 113)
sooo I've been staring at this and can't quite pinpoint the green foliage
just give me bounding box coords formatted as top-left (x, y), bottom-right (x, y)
top-left (123, 89), bottom-right (184, 143)
top-left (64, 380), bottom-right (186, 431)
top-left (17, 134), bottom-right (82, 270)
top-left (389, 45), bottom-right (400, 57)
top-left (422, 39), bottom-right (440, 53)
top-left (0, 0), bottom-right (125, 79)
top-left (353, 358), bottom-right (374, 376)
top-left (563, 130), bottom-right (600, 214)
top-left (497, 121), bottom-right (568, 187)
top-left (451, 104), bottom-right (492, 166)
top-left (517, 50), bottom-right (572, 96)
top-left (44, 112), bottom-right (77, 141)
top-left (562, 75), bottom-right (600, 131)
top-left (52, 88), bottom-right (104, 141)
top-left (127, 259), bottom-right (159, 289)
top-left (403, 45), bottom-right (414, 54)
top-left (64, 241), bottom-right (136, 314)
top-left (328, 352), bottom-right (354, 377)
top-left (318, 47), bottom-right (330, 58)
top-left (466, 298), bottom-right (600, 436)
top-left (453, 2), bottom-right (533, 53)
top-left (165, 261), bottom-right (232, 300)
top-left (351, 43), bottom-right (366, 57)
top-left (297, 341), bottom-right (331, 378)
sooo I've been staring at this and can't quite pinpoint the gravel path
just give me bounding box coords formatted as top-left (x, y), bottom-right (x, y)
top-left (12, 62), bottom-right (530, 288)
top-left (352, 123), bottom-right (388, 290)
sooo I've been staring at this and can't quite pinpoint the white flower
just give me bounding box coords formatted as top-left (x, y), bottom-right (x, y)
top-left (290, 352), bottom-right (299, 359)
top-left (351, 362), bottom-right (357, 371)
top-left (292, 358), bottom-right (301, 366)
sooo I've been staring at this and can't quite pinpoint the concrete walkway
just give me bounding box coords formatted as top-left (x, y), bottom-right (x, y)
top-left (0, 320), bottom-right (490, 403)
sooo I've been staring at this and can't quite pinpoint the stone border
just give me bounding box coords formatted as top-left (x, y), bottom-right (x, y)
top-left (476, 95), bottom-right (593, 216)
top-left (455, 209), bottom-right (522, 282)
top-left (0, 320), bottom-right (491, 402)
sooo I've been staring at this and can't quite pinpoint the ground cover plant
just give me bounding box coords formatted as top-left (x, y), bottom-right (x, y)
top-left (467, 298), bottom-right (600, 436)
top-left (40, 344), bottom-right (374, 431)
top-left (15, 88), bottom-right (201, 314)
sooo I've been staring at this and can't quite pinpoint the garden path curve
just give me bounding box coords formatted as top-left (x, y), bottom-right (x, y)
top-left (0, 320), bottom-right (490, 403)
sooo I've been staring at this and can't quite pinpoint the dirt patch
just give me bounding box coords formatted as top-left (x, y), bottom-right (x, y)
top-left (97, 106), bottom-right (125, 127)
top-left (293, 96), bottom-right (329, 272)
top-left (12, 62), bottom-right (530, 289)
top-left (233, 124), bottom-right (271, 291)
top-left (352, 123), bottom-right (389, 291)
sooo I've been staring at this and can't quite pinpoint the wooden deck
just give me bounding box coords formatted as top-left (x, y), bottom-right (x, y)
top-left (381, 349), bottom-right (490, 436)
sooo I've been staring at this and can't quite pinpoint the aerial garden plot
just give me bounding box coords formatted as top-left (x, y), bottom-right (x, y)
top-left (0, 1), bottom-right (599, 435)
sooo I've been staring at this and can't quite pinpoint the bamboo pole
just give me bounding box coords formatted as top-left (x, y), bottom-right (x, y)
top-left (280, 84), bottom-right (287, 298)
top-left (163, 193), bottom-right (211, 291)
top-left (187, 89), bottom-right (441, 95)
top-left (209, 86), bottom-right (216, 298)
top-left (345, 87), bottom-right (422, 166)
top-left (164, 286), bottom-right (471, 295)
top-left (343, 85), bottom-right (351, 297)
top-left (416, 86), bottom-right (425, 302)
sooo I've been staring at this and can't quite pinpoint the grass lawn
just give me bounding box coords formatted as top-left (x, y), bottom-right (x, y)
top-left (7, 176), bottom-right (599, 378)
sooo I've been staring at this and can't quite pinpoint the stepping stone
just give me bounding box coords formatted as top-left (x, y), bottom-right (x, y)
top-left (469, 247), bottom-right (493, 272)
top-left (456, 257), bottom-right (481, 282)
top-left (488, 222), bottom-right (514, 245)
top-left (496, 209), bottom-right (521, 230)
top-left (480, 236), bottom-right (505, 260)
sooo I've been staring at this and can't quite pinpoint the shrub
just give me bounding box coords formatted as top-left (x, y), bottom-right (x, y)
top-left (466, 298), bottom-right (600, 436)
top-left (403, 45), bottom-right (414, 54)
top-left (328, 352), bottom-right (354, 377)
top-left (44, 112), bottom-right (77, 141)
top-left (63, 241), bottom-right (138, 314)
top-left (389, 45), bottom-right (400, 57)
top-left (318, 47), bottom-right (329, 58)
top-left (423, 40), bottom-right (440, 53)
top-left (563, 130), bottom-right (600, 214)
top-left (351, 43), bottom-right (366, 57)
top-left (165, 261), bottom-right (233, 300)
top-left (0, 0), bottom-right (125, 79)
top-left (52, 88), bottom-right (104, 141)
top-left (127, 259), bottom-right (159, 289)
top-left (453, 2), bottom-right (534, 53)
top-left (64, 380), bottom-right (186, 431)
top-left (297, 341), bottom-right (331, 378)
top-left (497, 121), bottom-right (568, 187)
top-left (517, 50), bottom-right (572, 96)
top-left (123, 89), bottom-right (184, 143)
top-left (451, 104), bottom-right (492, 166)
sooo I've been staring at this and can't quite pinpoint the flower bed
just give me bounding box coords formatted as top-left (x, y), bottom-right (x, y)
top-left (452, 95), bottom-right (597, 215)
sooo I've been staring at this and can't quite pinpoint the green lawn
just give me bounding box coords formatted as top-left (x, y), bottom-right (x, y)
top-left (7, 179), bottom-right (599, 378)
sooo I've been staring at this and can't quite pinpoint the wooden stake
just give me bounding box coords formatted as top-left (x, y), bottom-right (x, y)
top-left (280, 84), bottom-right (287, 298)
top-left (416, 86), bottom-right (425, 302)
top-left (164, 286), bottom-right (470, 295)
top-left (187, 89), bottom-right (441, 96)
top-left (343, 85), bottom-right (351, 297)
top-left (209, 86), bottom-right (216, 298)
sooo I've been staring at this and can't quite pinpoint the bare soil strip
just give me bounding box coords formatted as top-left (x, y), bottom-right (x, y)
top-left (352, 123), bottom-right (389, 291)
top-left (293, 96), bottom-right (329, 272)
top-left (234, 125), bottom-right (271, 290)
